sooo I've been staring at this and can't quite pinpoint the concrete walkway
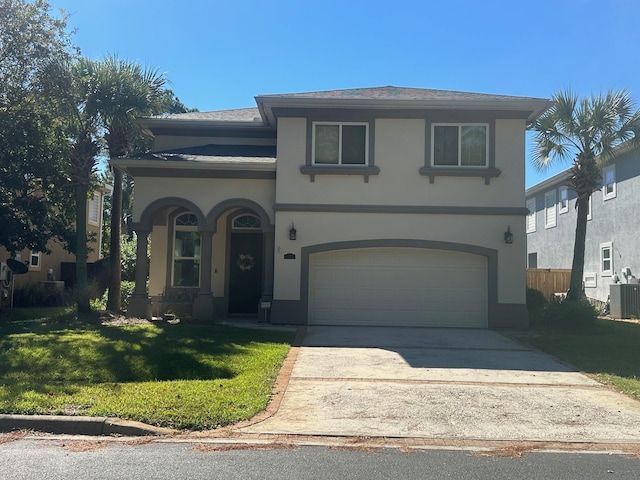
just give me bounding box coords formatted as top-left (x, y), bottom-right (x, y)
top-left (241, 326), bottom-right (640, 443)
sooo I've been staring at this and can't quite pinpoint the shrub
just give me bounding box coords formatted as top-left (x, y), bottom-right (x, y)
top-left (526, 287), bottom-right (548, 313)
top-left (90, 281), bottom-right (136, 311)
top-left (534, 299), bottom-right (598, 332)
top-left (13, 283), bottom-right (69, 307)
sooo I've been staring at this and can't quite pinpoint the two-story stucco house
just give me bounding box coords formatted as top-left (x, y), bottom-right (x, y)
top-left (525, 143), bottom-right (640, 303)
top-left (111, 86), bottom-right (551, 329)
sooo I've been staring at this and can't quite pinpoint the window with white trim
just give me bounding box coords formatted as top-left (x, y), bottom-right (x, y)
top-left (29, 251), bottom-right (41, 271)
top-left (603, 165), bottom-right (616, 200)
top-left (544, 190), bottom-right (556, 228)
top-left (432, 124), bottom-right (488, 167)
top-left (88, 194), bottom-right (100, 225)
top-left (172, 213), bottom-right (200, 287)
top-left (558, 186), bottom-right (569, 214)
top-left (312, 122), bottom-right (368, 165)
top-left (526, 198), bottom-right (536, 233)
top-left (600, 242), bottom-right (613, 277)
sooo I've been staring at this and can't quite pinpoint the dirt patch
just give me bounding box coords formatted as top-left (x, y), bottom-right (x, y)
top-left (0, 431), bottom-right (27, 444)
top-left (60, 441), bottom-right (107, 452)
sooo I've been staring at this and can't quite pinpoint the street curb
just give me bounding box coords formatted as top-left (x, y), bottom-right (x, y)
top-left (0, 414), bottom-right (174, 437)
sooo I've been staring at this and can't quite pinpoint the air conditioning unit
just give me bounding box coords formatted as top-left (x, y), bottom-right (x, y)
top-left (610, 284), bottom-right (640, 319)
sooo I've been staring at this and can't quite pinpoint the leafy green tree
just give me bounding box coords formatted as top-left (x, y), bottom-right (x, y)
top-left (532, 90), bottom-right (640, 302)
top-left (0, 0), bottom-right (76, 255)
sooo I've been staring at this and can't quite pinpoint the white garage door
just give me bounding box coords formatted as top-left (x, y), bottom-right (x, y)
top-left (308, 247), bottom-right (487, 328)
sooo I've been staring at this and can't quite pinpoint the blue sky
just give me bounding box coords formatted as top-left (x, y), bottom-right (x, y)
top-left (48, 0), bottom-right (640, 187)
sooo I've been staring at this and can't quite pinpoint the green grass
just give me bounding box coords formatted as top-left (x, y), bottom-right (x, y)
top-left (0, 308), bottom-right (294, 430)
top-left (522, 318), bottom-right (640, 401)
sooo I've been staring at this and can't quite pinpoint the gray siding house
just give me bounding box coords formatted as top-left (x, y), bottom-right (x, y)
top-left (525, 144), bottom-right (640, 302)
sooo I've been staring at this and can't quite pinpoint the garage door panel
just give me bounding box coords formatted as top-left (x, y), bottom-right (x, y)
top-left (308, 247), bottom-right (487, 328)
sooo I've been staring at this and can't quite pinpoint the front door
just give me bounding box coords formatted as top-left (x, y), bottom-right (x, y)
top-left (228, 232), bottom-right (263, 314)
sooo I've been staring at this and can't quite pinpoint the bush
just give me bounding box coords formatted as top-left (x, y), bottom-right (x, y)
top-left (12, 283), bottom-right (69, 307)
top-left (533, 299), bottom-right (598, 332)
top-left (89, 281), bottom-right (136, 312)
top-left (526, 287), bottom-right (548, 313)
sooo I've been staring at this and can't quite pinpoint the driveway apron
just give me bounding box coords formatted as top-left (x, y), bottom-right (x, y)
top-left (241, 326), bottom-right (640, 442)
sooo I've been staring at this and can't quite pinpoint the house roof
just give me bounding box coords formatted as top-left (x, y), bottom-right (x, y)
top-left (136, 86), bottom-right (552, 133)
top-left (526, 169), bottom-right (572, 197)
top-left (161, 108), bottom-right (262, 122)
top-left (255, 86), bottom-right (552, 126)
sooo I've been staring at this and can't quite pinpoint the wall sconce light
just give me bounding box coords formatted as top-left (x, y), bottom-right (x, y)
top-left (289, 223), bottom-right (297, 241)
top-left (504, 225), bottom-right (513, 244)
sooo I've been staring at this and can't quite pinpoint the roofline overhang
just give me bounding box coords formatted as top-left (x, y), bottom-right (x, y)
top-left (526, 169), bottom-right (572, 197)
top-left (135, 117), bottom-right (272, 137)
top-left (110, 158), bottom-right (276, 176)
top-left (255, 96), bottom-right (554, 127)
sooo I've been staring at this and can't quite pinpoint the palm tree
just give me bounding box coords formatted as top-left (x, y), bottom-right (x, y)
top-left (532, 89), bottom-right (640, 302)
top-left (89, 56), bottom-right (168, 311)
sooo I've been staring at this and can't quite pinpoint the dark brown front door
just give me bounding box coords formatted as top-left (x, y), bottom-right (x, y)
top-left (228, 232), bottom-right (263, 314)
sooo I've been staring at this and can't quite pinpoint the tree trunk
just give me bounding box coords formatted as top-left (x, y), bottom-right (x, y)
top-left (107, 168), bottom-right (123, 311)
top-left (75, 183), bottom-right (91, 316)
top-left (565, 193), bottom-right (590, 302)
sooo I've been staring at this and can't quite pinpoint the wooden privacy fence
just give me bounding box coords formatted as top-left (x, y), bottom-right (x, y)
top-left (526, 269), bottom-right (571, 300)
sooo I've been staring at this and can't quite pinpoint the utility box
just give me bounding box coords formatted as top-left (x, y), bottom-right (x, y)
top-left (610, 284), bottom-right (640, 319)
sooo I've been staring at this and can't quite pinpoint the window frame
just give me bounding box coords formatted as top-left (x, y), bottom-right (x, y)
top-left (311, 121), bottom-right (369, 166)
top-left (603, 164), bottom-right (616, 201)
top-left (431, 123), bottom-right (489, 168)
top-left (558, 186), bottom-right (569, 214)
top-left (88, 193), bottom-right (100, 225)
top-left (171, 213), bottom-right (201, 288)
top-left (29, 251), bottom-right (41, 271)
top-left (600, 241), bottom-right (613, 277)
top-left (544, 190), bottom-right (557, 229)
top-left (526, 198), bottom-right (537, 233)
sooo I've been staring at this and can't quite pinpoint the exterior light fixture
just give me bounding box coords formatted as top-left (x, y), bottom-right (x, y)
top-left (289, 223), bottom-right (297, 241)
top-left (504, 225), bottom-right (513, 244)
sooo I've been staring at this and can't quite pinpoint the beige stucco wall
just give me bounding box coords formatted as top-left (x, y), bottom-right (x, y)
top-left (132, 177), bottom-right (276, 225)
top-left (275, 117), bottom-right (526, 207)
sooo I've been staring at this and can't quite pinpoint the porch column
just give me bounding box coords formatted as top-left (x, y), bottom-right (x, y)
top-left (128, 228), bottom-right (151, 318)
top-left (193, 229), bottom-right (214, 322)
top-left (259, 230), bottom-right (275, 322)
top-left (262, 231), bottom-right (275, 298)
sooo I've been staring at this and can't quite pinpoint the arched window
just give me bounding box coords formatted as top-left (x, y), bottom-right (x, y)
top-left (173, 212), bottom-right (200, 287)
top-left (232, 214), bottom-right (261, 230)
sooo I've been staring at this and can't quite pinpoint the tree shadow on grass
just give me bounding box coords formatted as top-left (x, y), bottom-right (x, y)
top-left (0, 321), bottom-right (293, 405)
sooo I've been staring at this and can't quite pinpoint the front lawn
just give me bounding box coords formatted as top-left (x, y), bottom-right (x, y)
top-left (521, 318), bottom-right (640, 401)
top-left (0, 308), bottom-right (294, 430)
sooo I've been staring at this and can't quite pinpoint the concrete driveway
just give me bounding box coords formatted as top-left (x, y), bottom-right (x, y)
top-left (241, 326), bottom-right (640, 443)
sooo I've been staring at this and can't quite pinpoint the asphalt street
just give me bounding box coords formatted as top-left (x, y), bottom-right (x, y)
top-left (0, 440), bottom-right (639, 480)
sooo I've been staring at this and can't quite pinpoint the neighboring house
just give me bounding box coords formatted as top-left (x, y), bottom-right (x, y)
top-left (0, 186), bottom-right (111, 289)
top-left (525, 144), bottom-right (640, 302)
top-left (111, 86), bottom-right (550, 329)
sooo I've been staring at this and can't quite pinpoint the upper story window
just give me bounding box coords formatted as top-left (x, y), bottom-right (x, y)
top-left (88, 194), bottom-right (100, 225)
top-left (603, 164), bottom-right (616, 200)
top-left (432, 124), bottom-right (488, 167)
top-left (558, 186), bottom-right (569, 214)
top-left (312, 122), bottom-right (368, 165)
top-left (544, 190), bottom-right (556, 228)
top-left (526, 198), bottom-right (536, 233)
top-left (173, 213), bottom-right (200, 287)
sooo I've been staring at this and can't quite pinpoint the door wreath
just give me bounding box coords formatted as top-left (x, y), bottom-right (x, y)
top-left (236, 253), bottom-right (256, 272)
